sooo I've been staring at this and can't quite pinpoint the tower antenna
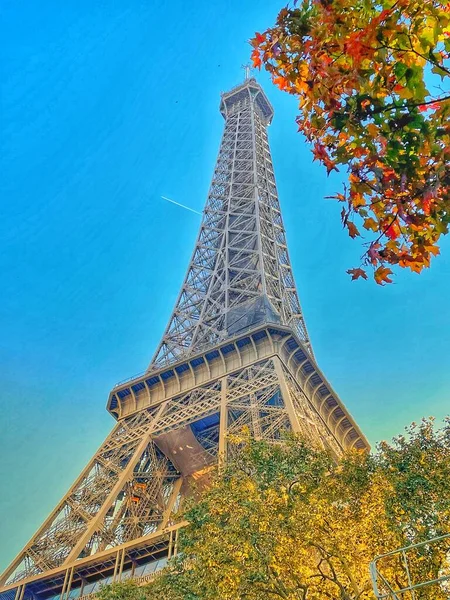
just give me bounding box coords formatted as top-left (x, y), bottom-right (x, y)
top-left (241, 62), bottom-right (252, 80)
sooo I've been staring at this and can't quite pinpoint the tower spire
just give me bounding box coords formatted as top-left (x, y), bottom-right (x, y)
top-left (150, 78), bottom-right (312, 370)
top-left (241, 63), bottom-right (252, 80)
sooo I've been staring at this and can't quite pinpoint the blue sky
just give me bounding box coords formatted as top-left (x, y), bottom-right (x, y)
top-left (1, 0), bottom-right (449, 570)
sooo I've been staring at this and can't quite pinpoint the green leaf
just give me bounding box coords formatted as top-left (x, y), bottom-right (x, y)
top-left (394, 62), bottom-right (408, 81)
top-left (332, 111), bottom-right (349, 131)
top-left (431, 65), bottom-right (448, 80)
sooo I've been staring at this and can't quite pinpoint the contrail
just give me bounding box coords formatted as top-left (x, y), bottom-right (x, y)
top-left (161, 196), bottom-right (202, 215)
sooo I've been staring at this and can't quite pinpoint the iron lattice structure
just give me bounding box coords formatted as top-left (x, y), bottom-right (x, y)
top-left (0, 78), bottom-right (368, 600)
top-left (151, 80), bottom-right (312, 368)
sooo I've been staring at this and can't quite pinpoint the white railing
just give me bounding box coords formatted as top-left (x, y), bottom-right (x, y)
top-left (135, 573), bottom-right (157, 585)
top-left (370, 534), bottom-right (450, 599)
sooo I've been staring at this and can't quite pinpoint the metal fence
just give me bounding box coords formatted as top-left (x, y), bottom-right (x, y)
top-left (370, 534), bottom-right (450, 599)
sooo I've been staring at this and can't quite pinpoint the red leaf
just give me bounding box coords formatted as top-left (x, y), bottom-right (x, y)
top-left (254, 32), bottom-right (266, 45)
top-left (419, 102), bottom-right (441, 112)
top-left (386, 222), bottom-right (400, 240)
top-left (422, 191), bottom-right (434, 215)
top-left (312, 142), bottom-right (328, 162)
top-left (347, 268), bottom-right (368, 281)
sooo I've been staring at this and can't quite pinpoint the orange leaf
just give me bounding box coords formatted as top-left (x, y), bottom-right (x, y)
top-left (409, 262), bottom-right (424, 274)
top-left (273, 76), bottom-right (290, 91)
top-left (399, 257), bottom-right (412, 267)
top-left (367, 123), bottom-right (378, 137)
top-left (295, 78), bottom-right (309, 94)
top-left (251, 49), bottom-right (262, 69)
top-left (332, 193), bottom-right (346, 202)
top-left (374, 266), bottom-right (393, 285)
top-left (352, 147), bottom-right (367, 158)
top-left (363, 217), bottom-right (378, 232)
top-left (347, 222), bottom-right (360, 238)
top-left (425, 245), bottom-right (440, 257)
top-left (350, 192), bottom-right (366, 208)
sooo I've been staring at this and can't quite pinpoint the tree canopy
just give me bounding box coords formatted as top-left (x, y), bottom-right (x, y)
top-left (99, 419), bottom-right (450, 600)
top-left (250, 0), bottom-right (449, 284)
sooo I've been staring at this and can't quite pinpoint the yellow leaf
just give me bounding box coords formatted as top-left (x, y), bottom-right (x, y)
top-left (367, 123), bottom-right (378, 137)
top-left (363, 217), bottom-right (378, 232)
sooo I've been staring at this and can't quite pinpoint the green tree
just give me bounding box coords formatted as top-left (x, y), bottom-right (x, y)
top-left (97, 580), bottom-right (148, 600)
top-left (99, 419), bottom-right (450, 599)
top-left (250, 0), bottom-right (450, 284)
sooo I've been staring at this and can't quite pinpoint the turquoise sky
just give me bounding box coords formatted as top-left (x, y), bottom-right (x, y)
top-left (1, 0), bottom-right (449, 571)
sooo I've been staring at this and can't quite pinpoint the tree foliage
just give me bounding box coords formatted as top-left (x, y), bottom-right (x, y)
top-left (99, 419), bottom-right (450, 599)
top-left (250, 0), bottom-right (450, 284)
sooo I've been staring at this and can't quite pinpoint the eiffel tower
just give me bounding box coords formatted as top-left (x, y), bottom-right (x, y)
top-left (0, 75), bottom-right (368, 600)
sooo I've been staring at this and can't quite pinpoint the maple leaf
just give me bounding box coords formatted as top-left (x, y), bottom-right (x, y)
top-left (409, 261), bottom-right (424, 274)
top-left (381, 169), bottom-right (396, 184)
top-left (325, 158), bottom-right (338, 175)
top-left (352, 147), bottom-right (367, 158)
top-left (367, 242), bottom-right (380, 265)
top-left (333, 193), bottom-right (346, 202)
top-left (385, 222), bottom-right (400, 240)
top-left (363, 217), bottom-right (378, 232)
top-left (425, 244), bottom-right (440, 257)
top-left (312, 142), bottom-right (328, 162)
top-left (254, 32), bottom-right (266, 45)
top-left (273, 76), bottom-right (290, 91)
top-left (419, 102), bottom-right (441, 112)
top-left (399, 253), bottom-right (413, 267)
top-left (422, 197), bottom-right (432, 215)
top-left (374, 266), bottom-right (393, 285)
top-left (344, 32), bottom-right (365, 61)
top-left (422, 190), bottom-right (435, 215)
top-left (347, 222), bottom-right (360, 238)
top-left (347, 267), bottom-right (368, 280)
top-left (350, 192), bottom-right (366, 208)
top-left (251, 49), bottom-right (262, 69)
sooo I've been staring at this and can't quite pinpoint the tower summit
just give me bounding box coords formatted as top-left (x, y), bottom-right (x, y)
top-left (0, 77), bottom-right (368, 600)
top-left (151, 78), bottom-right (312, 370)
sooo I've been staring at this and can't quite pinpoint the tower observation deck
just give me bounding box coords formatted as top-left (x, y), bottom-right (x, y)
top-left (0, 77), bottom-right (369, 600)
